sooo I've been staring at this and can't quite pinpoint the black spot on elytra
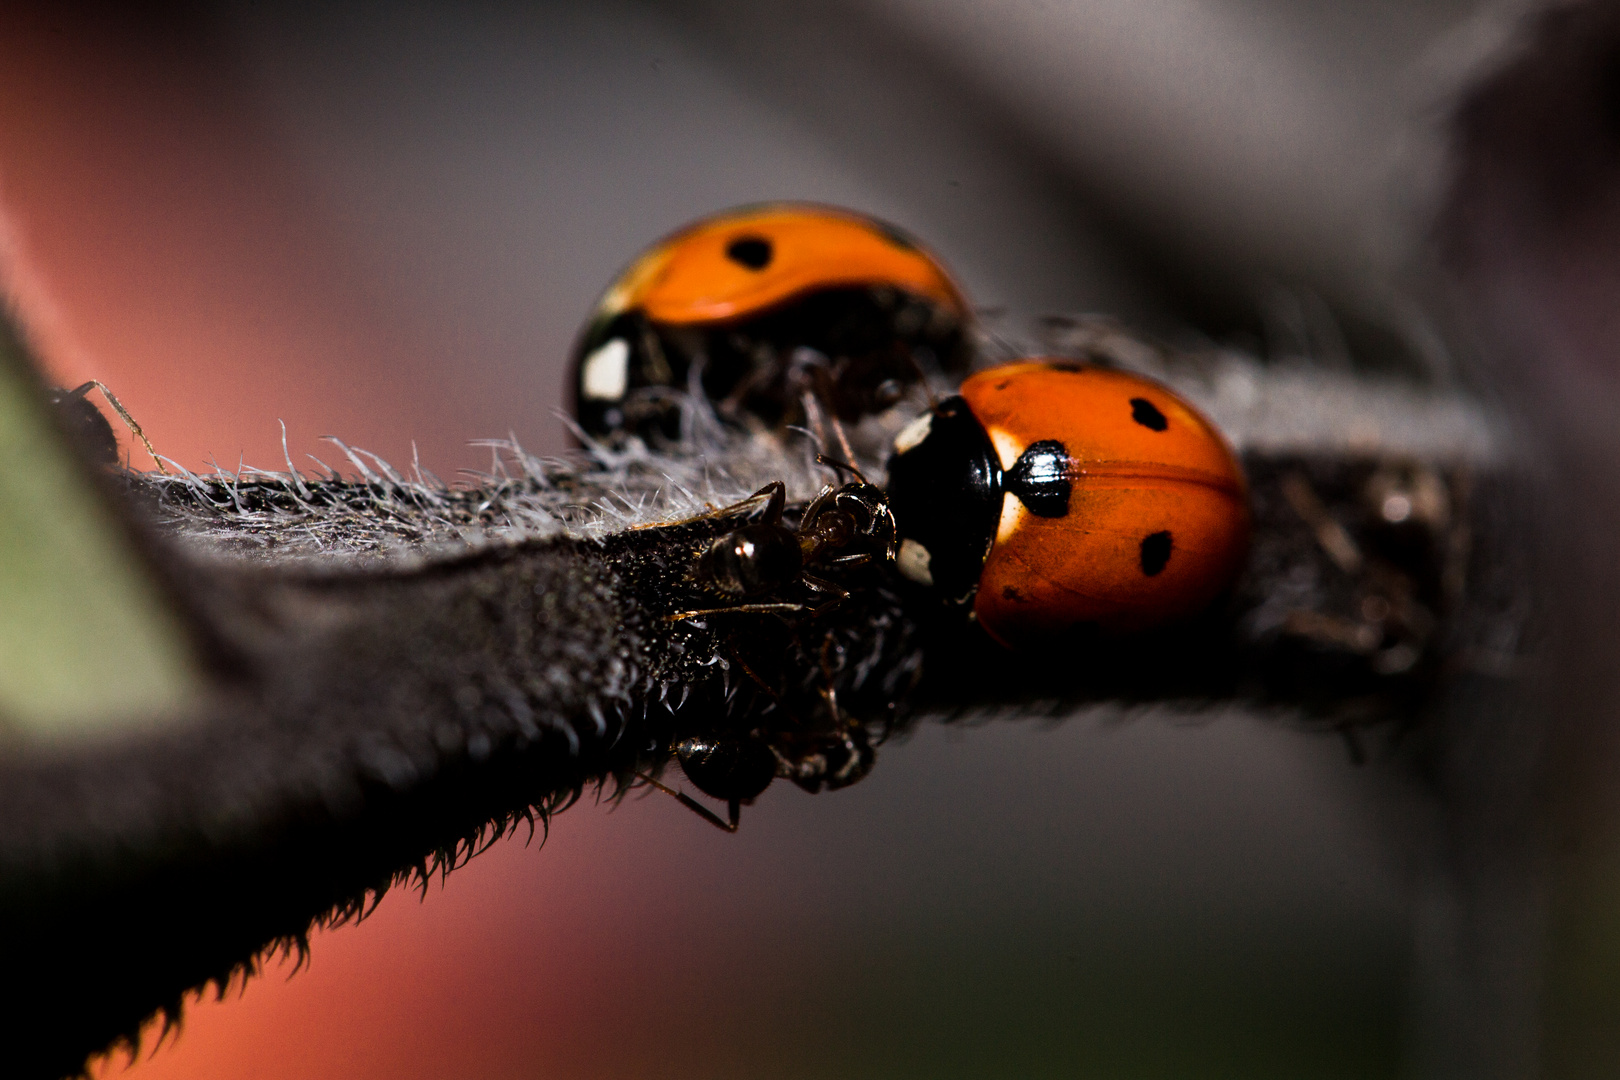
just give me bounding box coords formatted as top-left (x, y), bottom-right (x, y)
top-left (725, 236), bottom-right (773, 270)
top-left (1130, 397), bottom-right (1168, 431)
top-left (1047, 361), bottom-right (1086, 373)
top-left (994, 380), bottom-right (1010, 390)
top-left (1140, 531), bottom-right (1172, 576)
top-left (1002, 585), bottom-right (1025, 602)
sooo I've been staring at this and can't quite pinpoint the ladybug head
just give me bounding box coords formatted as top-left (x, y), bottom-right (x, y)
top-left (883, 397), bottom-right (1002, 605)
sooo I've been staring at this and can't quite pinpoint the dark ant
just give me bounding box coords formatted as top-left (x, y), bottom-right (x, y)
top-left (642, 457), bottom-right (896, 830)
top-left (637, 724), bottom-right (876, 831)
top-left (667, 456), bottom-right (896, 622)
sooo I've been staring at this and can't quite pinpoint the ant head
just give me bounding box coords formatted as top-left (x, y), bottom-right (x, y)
top-left (836, 484), bottom-right (898, 558)
top-left (775, 726), bottom-right (877, 795)
top-left (675, 733), bottom-right (778, 803)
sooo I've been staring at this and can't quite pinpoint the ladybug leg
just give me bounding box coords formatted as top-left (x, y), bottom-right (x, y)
top-left (714, 352), bottom-right (778, 420)
top-left (636, 319), bottom-right (674, 386)
top-left (633, 772), bottom-right (740, 832)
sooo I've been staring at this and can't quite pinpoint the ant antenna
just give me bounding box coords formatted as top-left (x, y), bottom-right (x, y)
top-left (70, 380), bottom-right (169, 473)
top-left (814, 453), bottom-right (869, 485)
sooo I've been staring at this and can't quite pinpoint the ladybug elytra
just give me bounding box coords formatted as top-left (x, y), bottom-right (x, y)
top-left (571, 203), bottom-right (972, 444)
top-left (885, 360), bottom-right (1250, 648)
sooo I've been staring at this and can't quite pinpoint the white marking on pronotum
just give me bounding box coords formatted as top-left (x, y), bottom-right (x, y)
top-left (995, 491), bottom-right (1023, 547)
top-left (581, 338), bottom-right (631, 400)
top-left (985, 425), bottom-right (1023, 471)
top-left (897, 538), bottom-right (934, 586)
top-left (892, 411), bottom-right (933, 455)
top-left (982, 426), bottom-right (1029, 546)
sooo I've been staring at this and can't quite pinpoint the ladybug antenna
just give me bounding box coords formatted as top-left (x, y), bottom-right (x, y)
top-left (815, 453), bottom-right (869, 485)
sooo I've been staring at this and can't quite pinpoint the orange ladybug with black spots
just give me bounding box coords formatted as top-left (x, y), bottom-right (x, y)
top-left (885, 360), bottom-right (1249, 648)
top-left (571, 203), bottom-right (971, 444)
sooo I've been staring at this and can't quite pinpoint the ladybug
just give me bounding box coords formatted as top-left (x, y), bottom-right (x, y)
top-left (570, 203), bottom-right (971, 444)
top-left (884, 360), bottom-right (1249, 648)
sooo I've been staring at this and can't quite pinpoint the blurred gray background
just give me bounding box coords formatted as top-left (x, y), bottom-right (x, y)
top-left (211, 0), bottom-right (1499, 462)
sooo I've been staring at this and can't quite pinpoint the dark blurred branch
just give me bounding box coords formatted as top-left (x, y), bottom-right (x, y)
top-left (0, 377), bottom-right (1527, 1078)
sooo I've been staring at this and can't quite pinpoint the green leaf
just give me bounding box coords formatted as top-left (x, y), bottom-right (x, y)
top-left (0, 307), bottom-right (203, 741)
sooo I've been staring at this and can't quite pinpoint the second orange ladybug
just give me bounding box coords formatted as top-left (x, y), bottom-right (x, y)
top-left (571, 203), bottom-right (972, 444)
top-left (884, 360), bottom-right (1249, 648)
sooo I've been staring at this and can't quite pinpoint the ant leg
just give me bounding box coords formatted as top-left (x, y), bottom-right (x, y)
top-left (756, 480), bottom-right (786, 526)
top-left (877, 502), bottom-right (898, 561)
top-left (634, 772), bottom-right (740, 832)
top-left (825, 552), bottom-right (873, 567)
top-left (802, 573), bottom-right (849, 598)
top-left (722, 480), bottom-right (786, 524)
top-left (801, 483), bottom-right (837, 528)
top-left (636, 481), bottom-right (786, 532)
top-left (802, 573), bottom-right (850, 616)
top-left (817, 635), bottom-right (848, 730)
top-left (730, 649), bottom-right (782, 698)
top-left (815, 636), bottom-right (870, 785)
top-left (665, 602), bottom-right (807, 622)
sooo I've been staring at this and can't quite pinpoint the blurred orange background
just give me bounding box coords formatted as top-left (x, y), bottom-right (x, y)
top-left (0, 5), bottom-right (489, 476)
